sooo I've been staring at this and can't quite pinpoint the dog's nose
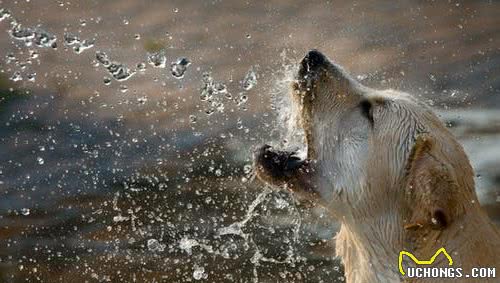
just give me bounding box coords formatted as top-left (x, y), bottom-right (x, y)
top-left (301, 49), bottom-right (327, 71)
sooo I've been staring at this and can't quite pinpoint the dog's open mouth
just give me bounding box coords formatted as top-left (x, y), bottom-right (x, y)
top-left (252, 51), bottom-right (326, 199)
top-left (253, 50), bottom-right (328, 178)
top-left (253, 145), bottom-right (303, 182)
top-left (253, 143), bottom-right (317, 202)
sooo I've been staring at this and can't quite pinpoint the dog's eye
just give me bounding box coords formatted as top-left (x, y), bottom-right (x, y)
top-left (360, 100), bottom-right (374, 124)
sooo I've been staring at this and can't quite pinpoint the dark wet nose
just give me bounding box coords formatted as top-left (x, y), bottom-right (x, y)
top-left (301, 49), bottom-right (328, 71)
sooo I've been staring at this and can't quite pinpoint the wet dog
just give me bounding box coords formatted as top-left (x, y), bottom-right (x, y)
top-left (254, 50), bottom-right (500, 282)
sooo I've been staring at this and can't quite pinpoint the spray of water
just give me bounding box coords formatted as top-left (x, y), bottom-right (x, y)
top-left (269, 50), bottom-right (307, 159)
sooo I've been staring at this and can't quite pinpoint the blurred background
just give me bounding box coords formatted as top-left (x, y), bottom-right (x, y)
top-left (0, 0), bottom-right (499, 282)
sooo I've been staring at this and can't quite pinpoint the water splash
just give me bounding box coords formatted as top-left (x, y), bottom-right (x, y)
top-left (0, 10), bottom-right (330, 282)
top-left (270, 50), bottom-right (306, 156)
top-left (215, 188), bottom-right (305, 282)
top-left (217, 188), bottom-right (270, 237)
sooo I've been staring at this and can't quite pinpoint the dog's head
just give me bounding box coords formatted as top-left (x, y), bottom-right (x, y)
top-left (256, 50), bottom-right (477, 230)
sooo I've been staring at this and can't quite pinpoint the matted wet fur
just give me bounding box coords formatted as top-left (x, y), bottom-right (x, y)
top-left (254, 50), bottom-right (500, 283)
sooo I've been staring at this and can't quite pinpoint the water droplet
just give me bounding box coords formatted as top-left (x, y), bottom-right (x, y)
top-left (9, 24), bottom-right (35, 44)
top-left (96, 51), bottom-right (136, 81)
top-left (74, 40), bottom-right (94, 54)
top-left (33, 28), bottom-right (57, 48)
top-left (242, 68), bottom-right (257, 90)
top-left (0, 8), bottom-right (12, 22)
top-left (64, 33), bottom-right (79, 45)
top-left (64, 33), bottom-right (94, 54)
top-left (171, 57), bottom-right (190, 79)
top-left (20, 208), bottom-right (30, 216)
top-left (199, 72), bottom-right (229, 114)
top-left (189, 115), bottom-right (197, 124)
top-left (37, 157), bottom-right (44, 165)
top-left (274, 197), bottom-right (289, 209)
top-left (137, 96), bottom-right (147, 104)
top-left (173, 8), bottom-right (179, 13)
top-left (134, 33), bottom-right (141, 40)
top-left (179, 237), bottom-right (198, 255)
top-left (29, 50), bottom-right (39, 59)
top-left (10, 71), bottom-right (22, 82)
top-left (96, 51), bottom-right (111, 66)
top-left (119, 85), bottom-right (128, 93)
top-left (246, 34), bottom-right (251, 39)
top-left (103, 77), bottom-right (111, 85)
top-left (192, 265), bottom-right (206, 280)
top-left (110, 64), bottom-right (135, 81)
top-left (136, 62), bottom-right (146, 72)
top-left (26, 72), bottom-right (36, 82)
top-left (237, 95), bottom-right (248, 105)
top-left (243, 164), bottom-right (252, 174)
top-left (205, 108), bottom-right (215, 116)
top-left (147, 239), bottom-right (165, 252)
top-left (147, 50), bottom-right (167, 68)
top-left (236, 118), bottom-right (244, 129)
top-left (214, 82), bottom-right (227, 94)
top-left (113, 215), bottom-right (128, 222)
top-left (356, 74), bottom-right (368, 81)
top-left (6, 53), bottom-right (15, 63)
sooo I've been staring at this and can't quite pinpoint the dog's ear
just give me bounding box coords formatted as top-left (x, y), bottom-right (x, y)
top-left (404, 134), bottom-right (460, 230)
